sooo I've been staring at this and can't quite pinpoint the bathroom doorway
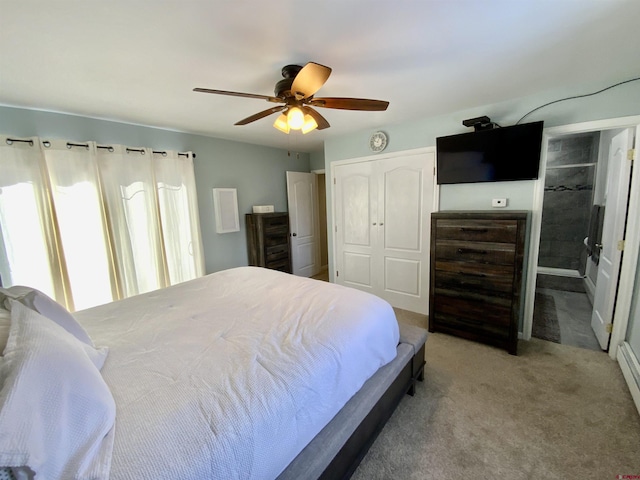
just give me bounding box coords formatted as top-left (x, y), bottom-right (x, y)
top-left (532, 125), bottom-right (636, 351)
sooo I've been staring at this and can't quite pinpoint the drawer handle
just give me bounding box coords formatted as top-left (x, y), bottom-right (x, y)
top-left (457, 248), bottom-right (487, 255)
top-left (459, 271), bottom-right (486, 278)
top-left (455, 317), bottom-right (483, 326)
top-left (460, 227), bottom-right (489, 233)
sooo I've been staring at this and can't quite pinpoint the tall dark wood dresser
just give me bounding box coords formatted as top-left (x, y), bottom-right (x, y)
top-left (246, 212), bottom-right (292, 273)
top-left (429, 211), bottom-right (529, 355)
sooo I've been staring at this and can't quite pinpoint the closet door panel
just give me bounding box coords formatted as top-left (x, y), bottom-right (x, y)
top-left (342, 174), bottom-right (372, 246)
top-left (343, 252), bottom-right (373, 287)
top-left (384, 257), bottom-right (420, 295)
top-left (376, 153), bottom-right (434, 314)
top-left (334, 162), bottom-right (377, 292)
top-left (382, 167), bottom-right (422, 251)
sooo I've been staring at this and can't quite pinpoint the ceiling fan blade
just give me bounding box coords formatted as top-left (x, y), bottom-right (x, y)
top-left (193, 88), bottom-right (281, 103)
top-left (290, 62), bottom-right (332, 99)
top-left (309, 97), bottom-right (389, 111)
top-left (302, 106), bottom-right (330, 130)
top-left (235, 106), bottom-right (286, 126)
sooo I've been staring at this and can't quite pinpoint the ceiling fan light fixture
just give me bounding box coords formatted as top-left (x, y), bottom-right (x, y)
top-left (301, 114), bottom-right (318, 134)
top-left (273, 113), bottom-right (290, 133)
top-left (287, 107), bottom-right (305, 130)
top-left (195, 62), bottom-right (388, 134)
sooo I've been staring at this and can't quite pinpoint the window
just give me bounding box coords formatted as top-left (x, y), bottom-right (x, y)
top-left (0, 136), bottom-right (204, 310)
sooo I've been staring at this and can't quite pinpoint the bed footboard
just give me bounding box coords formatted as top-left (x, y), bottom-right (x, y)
top-left (318, 350), bottom-right (417, 480)
top-left (278, 323), bottom-right (428, 480)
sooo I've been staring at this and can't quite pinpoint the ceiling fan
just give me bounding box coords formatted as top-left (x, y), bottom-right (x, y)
top-left (194, 62), bottom-right (389, 134)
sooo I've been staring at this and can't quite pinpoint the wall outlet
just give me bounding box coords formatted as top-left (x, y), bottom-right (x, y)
top-left (492, 198), bottom-right (508, 208)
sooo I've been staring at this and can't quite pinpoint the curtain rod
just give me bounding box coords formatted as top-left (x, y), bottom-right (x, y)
top-left (5, 138), bottom-right (196, 158)
top-left (107, 146), bottom-right (195, 158)
top-left (5, 138), bottom-right (34, 146)
top-left (66, 142), bottom-right (196, 158)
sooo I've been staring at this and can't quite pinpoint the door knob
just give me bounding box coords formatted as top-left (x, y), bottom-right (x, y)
top-left (292, 233), bottom-right (297, 236)
top-left (373, 222), bottom-right (377, 226)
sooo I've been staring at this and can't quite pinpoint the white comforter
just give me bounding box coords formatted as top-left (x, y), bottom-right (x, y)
top-left (75, 266), bottom-right (399, 480)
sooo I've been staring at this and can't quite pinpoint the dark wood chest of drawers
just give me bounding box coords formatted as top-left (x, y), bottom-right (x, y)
top-left (429, 211), bottom-right (529, 355)
top-left (246, 213), bottom-right (292, 273)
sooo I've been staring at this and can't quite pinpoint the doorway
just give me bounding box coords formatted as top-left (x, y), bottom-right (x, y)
top-left (531, 125), bottom-right (636, 352)
top-left (313, 171), bottom-right (329, 280)
top-left (285, 170), bottom-right (329, 280)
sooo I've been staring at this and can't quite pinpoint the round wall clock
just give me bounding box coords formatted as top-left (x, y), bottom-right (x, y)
top-left (369, 131), bottom-right (387, 152)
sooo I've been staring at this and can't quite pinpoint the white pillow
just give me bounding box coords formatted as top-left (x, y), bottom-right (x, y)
top-left (0, 286), bottom-right (94, 347)
top-left (0, 302), bottom-right (115, 480)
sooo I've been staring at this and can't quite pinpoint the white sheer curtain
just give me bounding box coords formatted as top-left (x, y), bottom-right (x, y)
top-left (153, 150), bottom-right (205, 284)
top-left (0, 136), bottom-right (205, 311)
top-left (0, 136), bottom-right (66, 303)
top-left (43, 140), bottom-right (115, 310)
top-left (97, 145), bottom-right (168, 297)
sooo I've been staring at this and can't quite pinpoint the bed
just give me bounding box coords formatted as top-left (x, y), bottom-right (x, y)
top-left (0, 266), bottom-right (427, 480)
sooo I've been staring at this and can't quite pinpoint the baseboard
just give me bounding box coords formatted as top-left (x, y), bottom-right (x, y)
top-left (537, 267), bottom-right (582, 278)
top-left (617, 342), bottom-right (640, 416)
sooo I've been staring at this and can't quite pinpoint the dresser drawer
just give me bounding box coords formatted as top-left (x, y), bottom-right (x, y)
top-left (262, 215), bottom-right (289, 229)
top-left (434, 261), bottom-right (514, 295)
top-left (266, 259), bottom-right (291, 272)
top-left (433, 293), bottom-right (512, 327)
top-left (431, 313), bottom-right (509, 340)
top-left (264, 232), bottom-right (289, 247)
top-left (435, 239), bottom-right (515, 265)
top-left (435, 219), bottom-right (518, 243)
top-left (265, 244), bottom-right (289, 262)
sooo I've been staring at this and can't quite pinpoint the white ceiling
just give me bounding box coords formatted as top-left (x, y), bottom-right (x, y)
top-left (1, 0), bottom-right (639, 152)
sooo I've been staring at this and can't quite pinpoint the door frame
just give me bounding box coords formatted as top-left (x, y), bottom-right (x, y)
top-left (310, 169), bottom-right (329, 272)
top-left (523, 115), bottom-right (640, 360)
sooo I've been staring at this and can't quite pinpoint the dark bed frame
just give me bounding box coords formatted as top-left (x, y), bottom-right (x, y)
top-left (275, 319), bottom-right (428, 480)
top-left (320, 343), bottom-right (426, 479)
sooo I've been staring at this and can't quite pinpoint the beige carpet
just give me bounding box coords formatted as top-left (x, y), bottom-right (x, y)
top-left (352, 308), bottom-right (640, 480)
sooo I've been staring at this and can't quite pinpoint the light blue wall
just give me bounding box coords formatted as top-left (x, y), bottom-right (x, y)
top-left (0, 106), bottom-right (311, 273)
top-left (323, 79), bottom-right (640, 279)
top-left (309, 149), bottom-right (325, 171)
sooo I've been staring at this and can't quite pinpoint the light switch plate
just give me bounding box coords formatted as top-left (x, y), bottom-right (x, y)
top-left (492, 198), bottom-right (508, 208)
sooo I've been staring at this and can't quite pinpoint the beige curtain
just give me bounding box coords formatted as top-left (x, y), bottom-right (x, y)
top-left (0, 136), bottom-right (204, 310)
top-left (42, 140), bottom-right (116, 310)
top-left (97, 145), bottom-right (168, 297)
top-left (153, 150), bottom-right (205, 284)
top-left (0, 136), bottom-right (67, 304)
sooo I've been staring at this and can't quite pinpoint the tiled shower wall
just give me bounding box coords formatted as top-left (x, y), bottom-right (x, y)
top-left (538, 133), bottom-right (599, 271)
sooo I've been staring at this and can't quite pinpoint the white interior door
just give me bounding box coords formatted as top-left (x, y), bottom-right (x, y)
top-left (334, 150), bottom-right (435, 314)
top-left (286, 171), bottom-right (320, 277)
top-left (591, 128), bottom-right (635, 349)
top-left (334, 161), bottom-right (377, 292)
top-left (376, 153), bottom-right (434, 314)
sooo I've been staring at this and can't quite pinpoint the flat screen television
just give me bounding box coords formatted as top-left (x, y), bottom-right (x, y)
top-left (436, 121), bottom-right (543, 185)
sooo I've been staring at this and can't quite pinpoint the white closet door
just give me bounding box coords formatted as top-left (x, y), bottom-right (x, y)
top-left (334, 161), bottom-right (378, 292)
top-left (377, 152), bottom-right (434, 314)
top-left (334, 150), bottom-right (435, 314)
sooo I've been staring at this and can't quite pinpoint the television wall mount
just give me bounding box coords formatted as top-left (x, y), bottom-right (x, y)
top-left (462, 116), bottom-right (497, 131)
